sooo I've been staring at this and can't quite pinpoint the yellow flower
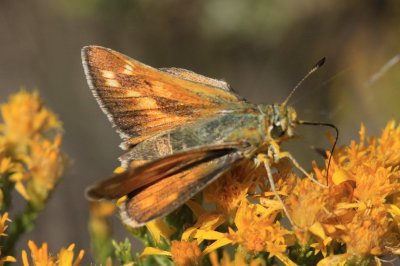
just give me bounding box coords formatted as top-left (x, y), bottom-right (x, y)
top-left (203, 161), bottom-right (261, 219)
top-left (303, 121), bottom-right (400, 259)
top-left (375, 120), bottom-right (400, 167)
top-left (285, 174), bottom-right (330, 245)
top-left (0, 90), bottom-right (60, 147)
top-left (27, 135), bottom-right (64, 194)
top-left (227, 199), bottom-right (289, 257)
top-left (171, 240), bottom-right (202, 266)
top-left (0, 142), bottom-right (25, 204)
top-left (342, 206), bottom-right (388, 256)
top-left (332, 122), bottom-right (400, 255)
top-left (57, 244), bottom-right (84, 266)
top-left (11, 134), bottom-right (65, 204)
top-left (0, 149), bottom-right (20, 176)
top-left (140, 240), bottom-right (202, 266)
top-left (182, 200), bottom-right (225, 244)
top-left (21, 240), bottom-right (84, 266)
top-left (0, 90), bottom-right (65, 203)
top-left (179, 196), bottom-right (293, 263)
top-left (145, 219), bottom-right (176, 244)
top-left (0, 212), bottom-right (10, 237)
top-left (0, 255), bottom-right (17, 266)
top-left (0, 212), bottom-right (17, 265)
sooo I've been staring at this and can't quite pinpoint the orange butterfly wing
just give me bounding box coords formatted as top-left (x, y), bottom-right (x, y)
top-left (86, 145), bottom-right (244, 226)
top-left (86, 144), bottom-right (245, 201)
top-left (117, 147), bottom-right (243, 226)
top-left (82, 46), bottom-right (245, 147)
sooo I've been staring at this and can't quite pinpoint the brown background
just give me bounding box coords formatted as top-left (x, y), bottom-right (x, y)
top-left (0, 0), bottom-right (399, 263)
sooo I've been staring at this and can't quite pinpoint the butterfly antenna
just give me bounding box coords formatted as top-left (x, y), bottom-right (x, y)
top-left (282, 57), bottom-right (326, 106)
top-left (296, 120), bottom-right (339, 186)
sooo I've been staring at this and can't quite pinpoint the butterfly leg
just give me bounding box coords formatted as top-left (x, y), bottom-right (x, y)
top-left (267, 139), bottom-right (328, 188)
top-left (256, 153), bottom-right (295, 227)
top-left (275, 151), bottom-right (328, 188)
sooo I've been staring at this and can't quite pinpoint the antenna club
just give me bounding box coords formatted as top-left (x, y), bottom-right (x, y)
top-left (282, 57), bottom-right (327, 106)
top-left (315, 57), bottom-right (326, 69)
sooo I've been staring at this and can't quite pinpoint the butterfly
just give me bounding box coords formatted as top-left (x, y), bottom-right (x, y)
top-left (81, 46), bottom-right (335, 227)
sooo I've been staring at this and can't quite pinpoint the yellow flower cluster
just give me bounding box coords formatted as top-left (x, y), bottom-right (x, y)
top-left (1, 91), bottom-right (59, 145)
top-left (286, 121), bottom-right (400, 264)
top-left (0, 91), bottom-right (79, 265)
top-left (139, 121), bottom-right (400, 265)
top-left (0, 212), bottom-right (16, 265)
top-left (0, 212), bottom-right (84, 266)
top-left (0, 90), bottom-right (65, 206)
top-left (170, 240), bottom-right (202, 266)
top-left (141, 162), bottom-right (293, 265)
top-left (21, 241), bottom-right (84, 266)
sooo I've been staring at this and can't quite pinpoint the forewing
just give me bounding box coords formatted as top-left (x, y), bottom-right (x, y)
top-left (81, 46), bottom-right (245, 146)
top-left (119, 149), bottom-right (243, 227)
top-left (86, 144), bottom-right (245, 201)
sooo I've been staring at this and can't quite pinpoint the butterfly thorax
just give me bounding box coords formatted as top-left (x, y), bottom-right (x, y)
top-left (257, 104), bottom-right (297, 143)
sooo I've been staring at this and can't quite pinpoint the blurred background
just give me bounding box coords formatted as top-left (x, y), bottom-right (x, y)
top-left (0, 0), bottom-right (399, 263)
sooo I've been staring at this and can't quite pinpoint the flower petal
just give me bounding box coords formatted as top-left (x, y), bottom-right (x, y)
top-left (202, 237), bottom-right (233, 255)
top-left (139, 247), bottom-right (171, 258)
top-left (332, 169), bottom-right (350, 185)
top-left (146, 219), bottom-right (175, 244)
top-left (192, 229), bottom-right (225, 240)
top-left (309, 222), bottom-right (326, 240)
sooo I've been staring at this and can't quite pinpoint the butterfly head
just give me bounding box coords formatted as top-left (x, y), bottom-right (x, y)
top-left (260, 104), bottom-right (297, 140)
top-left (262, 57), bottom-right (325, 141)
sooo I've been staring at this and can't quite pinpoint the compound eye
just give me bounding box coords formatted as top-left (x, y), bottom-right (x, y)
top-left (270, 124), bottom-right (285, 138)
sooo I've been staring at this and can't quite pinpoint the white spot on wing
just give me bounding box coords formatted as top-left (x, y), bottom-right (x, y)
top-left (101, 70), bottom-right (115, 79)
top-left (123, 64), bottom-right (134, 75)
top-left (106, 79), bottom-right (121, 87)
top-left (125, 90), bottom-right (141, 97)
top-left (134, 97), bottom-right (158, 109)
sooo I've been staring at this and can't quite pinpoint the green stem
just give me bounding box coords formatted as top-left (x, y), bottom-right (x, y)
top-left (0, 174), bottom-right (14, 213)
top-left (89, 215), bottom-right (114, 264)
